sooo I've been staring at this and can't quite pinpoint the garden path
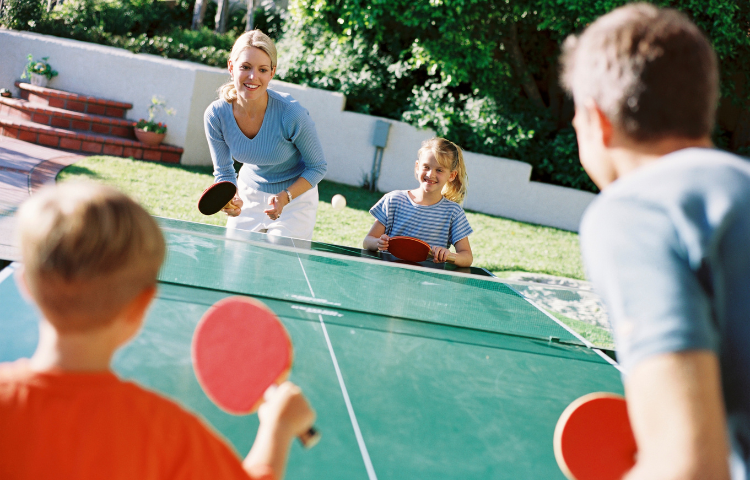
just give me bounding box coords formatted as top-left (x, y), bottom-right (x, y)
top-left (0, 136), bottom-right (82, 261)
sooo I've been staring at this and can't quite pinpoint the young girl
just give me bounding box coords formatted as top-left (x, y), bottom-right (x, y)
top-left (363, 137), bottom-right (473, 267)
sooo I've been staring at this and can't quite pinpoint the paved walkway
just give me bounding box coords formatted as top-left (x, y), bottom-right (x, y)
top-left (0, 136), bottom-right (82, 262)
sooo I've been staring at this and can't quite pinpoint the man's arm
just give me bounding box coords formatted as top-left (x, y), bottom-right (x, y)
top-left (623, 350), bottom-right (730, 480)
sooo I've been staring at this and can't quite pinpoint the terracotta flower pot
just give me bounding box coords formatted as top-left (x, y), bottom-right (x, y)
top-left (135, 128), bottom-right (166, 146)
top-left (30, 73), bottom-right (48, 88)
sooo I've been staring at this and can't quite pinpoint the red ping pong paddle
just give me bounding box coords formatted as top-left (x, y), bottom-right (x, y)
top-left (191, 296), bottom-right (320, 448)
top-left (198, 181), bottom-right (237, 215)
top-left (554, 392), bottom-right (636, 480)
top-left (387, 236), bottom-right (456, 263)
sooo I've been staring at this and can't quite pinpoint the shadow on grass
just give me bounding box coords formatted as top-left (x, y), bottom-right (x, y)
top-left (485, 265), bottom-right (584, 280)
top-left (57, 165), bottom-right (102, 179)
top-left (137, 160), bottom-right (214, 176)
top-left (165, 163), bottom-right (214, 175)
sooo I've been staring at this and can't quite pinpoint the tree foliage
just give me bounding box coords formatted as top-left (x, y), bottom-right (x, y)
top-left (5, 0), bottom-right (749, 192)
top-left (277, 0), bottom-right (750, 192)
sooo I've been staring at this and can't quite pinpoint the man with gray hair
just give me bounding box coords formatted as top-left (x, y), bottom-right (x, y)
top-left (561, 3), bottom-right (749, 479)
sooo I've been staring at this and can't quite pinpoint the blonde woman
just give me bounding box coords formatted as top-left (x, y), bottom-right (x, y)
top-left (204, 30), bottom-right (327, 240)
top-left (363, 137), bottom-right (473, 267)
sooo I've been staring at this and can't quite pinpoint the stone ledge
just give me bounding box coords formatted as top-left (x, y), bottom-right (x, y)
top-left (0, 117), bottom-right (182, 163)
top-left (0, 97), bottom-right (136, 139)
top-left (16, 82), bottom-right (133, 111)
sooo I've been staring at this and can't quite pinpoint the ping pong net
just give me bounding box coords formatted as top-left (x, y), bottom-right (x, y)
top-left (156, 218), bottom-right (612, 348)
top-left (0, 200), bottom-right (18, 265)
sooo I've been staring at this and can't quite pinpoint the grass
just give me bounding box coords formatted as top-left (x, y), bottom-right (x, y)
top-left (547, 311), bottom-right (615, 350)
top-left (57, 156), bottom-right (586, 280)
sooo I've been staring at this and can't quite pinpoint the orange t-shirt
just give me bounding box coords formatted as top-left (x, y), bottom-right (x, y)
top-left (0, 360), bottom-right (275, 480)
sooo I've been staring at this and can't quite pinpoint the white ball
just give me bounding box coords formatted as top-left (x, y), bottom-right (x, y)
top-left (331, 194), bottom-right (346, 211)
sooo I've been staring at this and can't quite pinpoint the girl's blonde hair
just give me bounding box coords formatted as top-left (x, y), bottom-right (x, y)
top-left (219, 30), bottom-right (278, 103)
top-left (417, 137), bottom-right (468, 204)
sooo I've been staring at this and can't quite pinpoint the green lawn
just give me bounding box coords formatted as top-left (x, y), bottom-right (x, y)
top-left (57, 156), bottom-right (586, 280)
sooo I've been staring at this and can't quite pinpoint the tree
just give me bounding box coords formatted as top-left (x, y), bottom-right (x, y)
top-left (277, 0), bottom-right (750, 192)
top-left (191, 0), bottom-right (208, 29)
top-left (215, 0), bottom-right (229, 33)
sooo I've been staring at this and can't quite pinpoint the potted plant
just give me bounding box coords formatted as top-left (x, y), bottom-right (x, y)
top-left (21, 55), bottom-right (58, 88)
top-left (135, 96), bottom-right (175, 146)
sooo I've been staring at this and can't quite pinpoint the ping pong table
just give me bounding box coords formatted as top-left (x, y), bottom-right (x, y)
top-left (0, 217), bottom-right (623, 479)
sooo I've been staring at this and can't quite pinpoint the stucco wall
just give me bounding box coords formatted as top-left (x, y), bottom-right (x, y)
top-left (0, 30), bottom-right (595, 231)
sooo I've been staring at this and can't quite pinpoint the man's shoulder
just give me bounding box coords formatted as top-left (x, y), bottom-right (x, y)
top-left (587, 148), bottom-right (750, 220)
top-left (611, 148), bottom-right (750, 197)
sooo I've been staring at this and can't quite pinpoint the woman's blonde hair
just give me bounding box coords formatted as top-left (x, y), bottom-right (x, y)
top-left (417, 137), bottom-right (468, 204)
top-left (219, 30), bottom-right (278, 103)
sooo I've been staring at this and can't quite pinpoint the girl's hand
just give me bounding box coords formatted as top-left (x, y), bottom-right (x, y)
top-left (263, 192), bottom-right (290, 221)
top-left (377, 234), bottom-right (390, 251)
top-left (222, 194), bottom-right (243, 217)
top-left (431, 246), bottom-right (451, 263)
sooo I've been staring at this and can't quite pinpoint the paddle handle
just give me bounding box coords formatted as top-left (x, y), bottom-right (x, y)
top-left (299, 426), bottom-right (321, 448)
top-left (429, 249), bottom-right (457, 264)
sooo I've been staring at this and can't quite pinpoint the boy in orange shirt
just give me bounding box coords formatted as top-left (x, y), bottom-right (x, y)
top-left (0, 182), bottom-right (315, 480)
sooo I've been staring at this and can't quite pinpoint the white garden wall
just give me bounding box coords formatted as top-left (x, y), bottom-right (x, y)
top-left (0, 29), bottom-right (595, 231)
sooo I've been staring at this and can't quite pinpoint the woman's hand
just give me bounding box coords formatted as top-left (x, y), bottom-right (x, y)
top-left (263, 191), bottom-right (290, 221)
top-left (222, 195), bottom-right (243, 217)
top-left (431, 246), bottom-right (451, 263)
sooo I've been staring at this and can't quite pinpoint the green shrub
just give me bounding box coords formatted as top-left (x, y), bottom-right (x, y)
top-left (277, 24), bottom-right (408, 117)
top-left (251, 0), bottom-right (287, 41)
top-left (275, 0), bottom-right (750, 192)
top-left (107, 29), bottom-right (233, 66)
top-left (1, 0), bottom-right (45, 31)
top-left (38, 0), bottom-right (192, 40)
top-left (14, 0), bottom-right (749, 193)
top-left (536, 129), bottom-right (597, 193)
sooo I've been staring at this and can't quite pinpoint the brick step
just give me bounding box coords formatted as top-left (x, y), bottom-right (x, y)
top-left (0, 97), bottom-right (136, 140)
top-left (0, 116), bottom-right (182, 163)
top-left (16, 82), bottom-right (133, 119)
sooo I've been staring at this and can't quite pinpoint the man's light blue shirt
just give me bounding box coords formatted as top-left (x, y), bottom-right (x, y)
top-left (580, 148), bottom-right (750, 478)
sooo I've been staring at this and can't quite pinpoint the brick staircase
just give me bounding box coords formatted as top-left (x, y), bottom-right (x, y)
top-left (0, 83), bottom-right (183, 163)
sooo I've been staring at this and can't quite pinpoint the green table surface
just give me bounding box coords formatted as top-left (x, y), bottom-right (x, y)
top-left (0, 218), bottom-right (624, 479)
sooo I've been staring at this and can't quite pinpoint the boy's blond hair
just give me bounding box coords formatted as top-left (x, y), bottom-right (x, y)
top-left (219, 30), bottom-right (278, 103)
top-left (17, 182), bottom-right (165, 332)
top-left (418, 137), bottom-right (469, 205)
